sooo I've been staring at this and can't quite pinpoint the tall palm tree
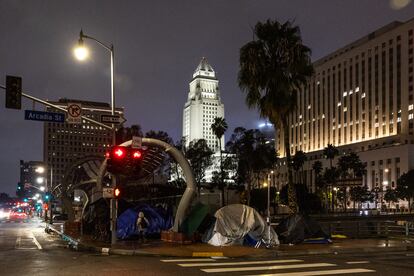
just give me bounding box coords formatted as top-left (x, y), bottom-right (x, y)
top-left (292, 150), bottom-right (307, 184)
top-left (238, 19), bottom-right (313, 213)
top-left (323, 144), bottom-right (339, 169)
top-left (323, 144), bottom-right (339, 212)
top-left (211, 117), bottom-right (228, 206)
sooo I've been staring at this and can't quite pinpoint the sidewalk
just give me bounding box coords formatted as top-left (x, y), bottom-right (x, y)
top-left (47, 223), bottom-right (414, 258)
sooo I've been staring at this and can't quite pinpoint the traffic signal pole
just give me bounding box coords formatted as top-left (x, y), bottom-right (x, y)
top-left (0, 84), bottom-right (112, 130)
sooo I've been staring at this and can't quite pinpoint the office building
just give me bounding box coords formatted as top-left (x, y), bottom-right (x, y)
top-left (276, 18), bottom-right (414, 204)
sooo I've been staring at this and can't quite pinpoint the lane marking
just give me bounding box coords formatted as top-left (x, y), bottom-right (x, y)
top-left (161, 258), bottom-right (216, 263)
top-left (31, 231), bottom-right (42, 250)
top-left (15, 236), bottom-right (21, 248)
top-left (246, 268), bottom-right (376, 276)
top-left (346, 261), bottom-right (370, 264)
top-left (180, 259), bottom-right (303, 267)
top-left (193, 252), bottom-right (223, 257)
top-left (201, 263), bottom-right (336, 273)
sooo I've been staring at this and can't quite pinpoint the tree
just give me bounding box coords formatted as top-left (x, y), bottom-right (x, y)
top-left (292, 150), bottom-right (307, 184)
top-left (384, 188), bottom-right (398, 209)
top-left (323, 144), bottom-right (339, 169)
top-left (323, 144), bottom-right (339, 211)
top-left (226, 127), bottom-right (277, 205)
top-left (211, 117), bottom-right (228, 206)
top-left (238, 19), bottom-right (313, 213)
top-left (312, 161), bottom-right (323, 190)
top-left (336, 152), bottom-right (366, 211)
top-left (116, 124), bottom-right (143, 144)
top-left (396, 169), bottom-right (414, 212)
top-left (185, 139), bottom-right (214, 196)
top-left (350, 186), bottom-right (374, 210)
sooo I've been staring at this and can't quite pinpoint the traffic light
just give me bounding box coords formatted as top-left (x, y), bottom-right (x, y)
top-left (5, 75), bottom-right (22, 109)
top-left (106, 146), bottom-right (128, 175)
top-left (106, 146), bottom-right (144, 176)
top-left (130, 149), bottom-right (143, 176)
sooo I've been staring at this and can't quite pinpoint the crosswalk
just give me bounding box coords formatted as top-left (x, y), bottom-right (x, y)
top-left (0, 220), bottom-right (30, 223)
top-left (161, 257), bottom-right (376, 275)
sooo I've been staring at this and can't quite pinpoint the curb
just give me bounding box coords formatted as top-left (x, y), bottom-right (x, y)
top-left (45, 224), bottom-right (414, 258)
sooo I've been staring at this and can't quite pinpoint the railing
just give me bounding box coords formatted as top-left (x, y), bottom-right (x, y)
top-left (319, 220), bottom-right (414, 240)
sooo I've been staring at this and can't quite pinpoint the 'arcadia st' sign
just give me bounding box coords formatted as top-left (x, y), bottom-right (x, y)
top-left (24, 110), bottom-right (65, 123)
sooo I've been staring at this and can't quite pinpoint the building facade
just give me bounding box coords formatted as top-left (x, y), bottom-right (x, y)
top-left (43, 98), bottom-right (124, 190)
top-left (182, 57), bottom-right (225, 152)
top-left (276, 18), bottom-right (414, 204)
top-left (19, 160), bottom-right (46, 198)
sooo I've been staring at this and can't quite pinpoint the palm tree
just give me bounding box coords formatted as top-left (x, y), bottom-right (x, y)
top-left (323, 144), bottom-right (339, 169)
top-left (312, 160), bottom-right (323, 190)
top-left (211, 117), bottom-right (228, 206)
top-left (292, 150), bottom-right (307, 184)
top-left (323, 144), bottom-right (339, 212)
top-left (238, 19), bottom-right (313, 214)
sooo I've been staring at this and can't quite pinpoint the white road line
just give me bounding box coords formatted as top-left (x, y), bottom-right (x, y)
top-left (180, 259), bottom-right (303, 267)
top-left (161, 258), bottom-right (216, 262)
top-left (31, 231), bottom-right (42, 250)
top-left (15, 236), bottom-right (21, 248)
top-left (247, 268), bottom-right (375, 276)
top-left (201, 263), bottom-right (336, 273)
top-left (346, 261), bottom-right (370, 264)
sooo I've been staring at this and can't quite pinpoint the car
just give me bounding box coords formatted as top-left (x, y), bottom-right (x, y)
top-left (9, 209), bottom-right (28, 220)
top-left (52, 213), bottom-right (68, 221)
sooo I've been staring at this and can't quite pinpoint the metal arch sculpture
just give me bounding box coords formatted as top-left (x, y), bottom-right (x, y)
top-left (56, 155), bottom-right (105, 221)
top-left (96, 138), bottom-right (196, 232)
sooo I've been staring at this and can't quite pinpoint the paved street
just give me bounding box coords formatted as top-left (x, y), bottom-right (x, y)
top-left (1, 217), bottom-right (414, 275)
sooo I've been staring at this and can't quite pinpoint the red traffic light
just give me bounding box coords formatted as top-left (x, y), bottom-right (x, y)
top-left (112, 146), bottom-right (126, 158)
top-left (114, 188), bottom-right (121, 197)
top-left (132, 150), bottom-right (142, 159)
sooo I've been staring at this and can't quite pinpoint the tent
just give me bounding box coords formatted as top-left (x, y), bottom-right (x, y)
top-left (203, 204), bottom-right (279, 247)
top-left (117, 204), bottom-right (173, 239)
top-left (276, 214), bottom-right (330, 244)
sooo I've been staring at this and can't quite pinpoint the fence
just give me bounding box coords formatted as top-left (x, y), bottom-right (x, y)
top-left (319, 219), bottom-right (414, 240)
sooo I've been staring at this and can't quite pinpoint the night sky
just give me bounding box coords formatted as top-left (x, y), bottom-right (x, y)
top-left (1, 0), bottom-right (413, 195)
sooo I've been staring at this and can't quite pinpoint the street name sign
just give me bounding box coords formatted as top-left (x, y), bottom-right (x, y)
top-left (101, 114), bottom-right (126, 124)
top-left (24, 110), bottom-right (65, 123)
top-left (67, 103), bottom-right (82, 124)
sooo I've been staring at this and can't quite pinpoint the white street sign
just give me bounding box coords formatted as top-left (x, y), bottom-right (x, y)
top-left (132, 136), bottom-right (142, 149)
top-left (67, 103), bottom-right (82, 124)
top-left (102, 187), bottom-right (114, 198)
top-left (101, 114), bottom-right (126, 125)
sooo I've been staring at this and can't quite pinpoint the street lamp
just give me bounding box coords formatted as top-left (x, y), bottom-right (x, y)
top-left (73, 29), bottom-right (117, 244)
top-left (36, 177), bottom-right (44, 184)
top-left (35, 166), bottom-right (45, 174)
top-left (73, 29), bottom-right (116, 145)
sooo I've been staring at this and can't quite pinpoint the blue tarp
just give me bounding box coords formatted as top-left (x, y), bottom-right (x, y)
top-left (117, 204), bottom-right (173, 239)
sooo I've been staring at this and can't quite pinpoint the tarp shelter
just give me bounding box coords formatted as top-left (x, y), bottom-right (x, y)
top-left (276, 214), bottom-right (330, 244)
top-left (203, 204), bottom-right (279, 247)
top-left (117, 204), bottom-right (173, 239)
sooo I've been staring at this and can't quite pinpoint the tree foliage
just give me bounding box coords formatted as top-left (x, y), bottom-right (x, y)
top-left (185, 139), bottom-right (214, 195)
top-left (238, 19), bottom-right (313, 213)
top-left (396, 169), bottom-right (414, 211)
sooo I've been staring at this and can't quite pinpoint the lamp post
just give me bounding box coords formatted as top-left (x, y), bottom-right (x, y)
top-left (74, 29), bottom-right (117, 244)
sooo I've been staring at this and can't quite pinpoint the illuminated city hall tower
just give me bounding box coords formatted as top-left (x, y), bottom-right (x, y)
top-left (182, 57), bottom-right (225, 152)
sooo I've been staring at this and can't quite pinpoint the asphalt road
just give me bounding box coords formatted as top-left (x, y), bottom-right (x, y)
top-left (1, 217), bottom-right (414, 275)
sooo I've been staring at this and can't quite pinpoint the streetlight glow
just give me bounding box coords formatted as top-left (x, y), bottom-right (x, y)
top-left (35, 166), bottom-right (45, 174)
top-left (263, 182), bottom-right (268, 187)
top-left (74, 44), bottom-right (89, 61)
top-left (36, 177), bottom-right (44, 184)
top-left (39, 186), bottom-right (46, 192)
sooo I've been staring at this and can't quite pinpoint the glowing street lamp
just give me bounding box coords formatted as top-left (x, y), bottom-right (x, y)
top-left (35, 166), bottom-right (45, 174)
top-left (73, 33), bottom-right (89, 61)
top-left (36, 177), bottom-right (44, 184)
top-left (39, 186), bottom-right (46, 192)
